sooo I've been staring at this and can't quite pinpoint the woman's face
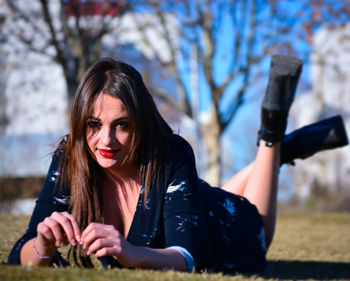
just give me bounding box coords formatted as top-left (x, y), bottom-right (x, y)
top-left (86, 93), bottom-right (134, 171)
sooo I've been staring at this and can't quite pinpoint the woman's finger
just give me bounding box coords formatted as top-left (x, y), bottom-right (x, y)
top-left (86, 238), bottom-right (116, 256)
top-left (62, 212), bottom-right (81, 242)
top-left (81, 222), bottom-right (101, 240)
top-left (82, 223), bottom-right (118, 250)
top-left (60, 212), bottom-right (81, 244)
top-left (94, 243), bottom-right (122, 258)
top-left (43, 216), bottom-right (67, 247)
top-left (81, 222), bottom-right (105, 244)
top-left (37, 222), bottom-right (55, 242)
top-left (51, 212), bottom-right (79, 245)
top-left (82, 224), bottom-right (106, 250)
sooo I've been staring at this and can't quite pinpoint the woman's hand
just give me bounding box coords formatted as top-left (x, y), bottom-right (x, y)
top-left (36, 211), bottom-right (81, 256)
top-left (81, 223), bottom-right (137, 267)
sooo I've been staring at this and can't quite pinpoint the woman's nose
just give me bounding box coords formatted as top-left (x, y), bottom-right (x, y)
top-left (101, 127), bottom-right (116, 146)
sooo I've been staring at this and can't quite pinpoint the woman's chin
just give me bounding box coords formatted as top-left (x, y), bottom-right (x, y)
top-left (96, 158), bottom-right (119, 169)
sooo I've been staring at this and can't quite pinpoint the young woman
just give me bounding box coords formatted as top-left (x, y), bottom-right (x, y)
top-left (8, 57), bottom-right (348, 273)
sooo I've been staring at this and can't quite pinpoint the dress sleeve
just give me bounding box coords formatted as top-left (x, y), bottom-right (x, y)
top-left (163, 135), bottom-right (208, 272)
top-left (7, 146), bottom-right (70, 266)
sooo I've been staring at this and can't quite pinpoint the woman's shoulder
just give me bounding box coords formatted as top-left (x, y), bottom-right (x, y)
top-left (170, 133), bottom-right (194, 154)
top-left (166, 133), bottom-right (196, 169)
top-left (57, 134), bottom-right (68, 149)
top-left (53, 135), bottom-right (68, 157)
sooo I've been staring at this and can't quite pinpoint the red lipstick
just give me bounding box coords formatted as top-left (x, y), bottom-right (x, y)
top-left (98, 149), bottom-right (118, 158)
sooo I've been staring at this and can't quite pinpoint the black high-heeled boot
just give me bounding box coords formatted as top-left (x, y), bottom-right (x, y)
top-left (281, 115), bottom-right (349, 165)
top-left (258, 55), bottom-right (303, 147)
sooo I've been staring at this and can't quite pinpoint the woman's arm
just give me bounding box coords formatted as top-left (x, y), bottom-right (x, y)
top-left (161, 135), bottom-right (208, 272)
top-left (128, 246), bottom-right (187, 271)
top-left (81, 222), bottom-right (187, 271)
top-left (20, 211), bottom-right (81, 266)
top-left (8, 140), bottom-right (73, 266)
top-left (20, 238), bottom-right (55, 266)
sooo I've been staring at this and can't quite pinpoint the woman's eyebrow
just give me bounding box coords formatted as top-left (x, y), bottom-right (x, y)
top-left (88, 116), bottom-right (100, 121)
top-left (114, 116), bottom-right (129, 122)
top-left (88, 116), bottom-right (129, 122)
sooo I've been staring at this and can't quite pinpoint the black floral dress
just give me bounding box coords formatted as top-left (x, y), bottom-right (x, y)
top-left (8, 134), bottom-right (266, 272)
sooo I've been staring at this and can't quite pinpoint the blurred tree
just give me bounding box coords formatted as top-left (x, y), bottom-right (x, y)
top-left (289, 22), bottom-right (350, 210)
top-left (4, 0), bottom-right (130, 99)
top-left (130, 0), bottom-right (350, 186)
top-left (131, 0), bottom-right (269, 185)
top-left (0, 13), bottom-right (8, 134)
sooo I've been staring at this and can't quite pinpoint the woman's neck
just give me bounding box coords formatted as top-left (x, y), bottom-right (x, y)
top-left (101, 162), bottom-right (142, 238)
top-left (104, 162), bottom-right (140, 186)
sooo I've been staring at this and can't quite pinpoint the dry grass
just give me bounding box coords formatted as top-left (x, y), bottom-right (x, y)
top-left (1, 213), bottom-right (349, 281)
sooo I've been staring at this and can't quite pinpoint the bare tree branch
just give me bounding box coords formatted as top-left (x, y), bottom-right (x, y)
top-left (153, 2), bottom-right (193, 117)
top-left (150, 88), bottom-right (186, 115)
top-left (196, 1), bottom-right (216, 100)
top-left (5, 0), bottom-right (48, 38)
top-left (130, 3), bottom-right (192, 117)
top-left (221, 0), bottom-right (259, 131)
top-left (39, 0), bottom-right (67, 70)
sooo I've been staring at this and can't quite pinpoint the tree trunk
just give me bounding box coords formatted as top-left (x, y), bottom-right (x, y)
top-left (200, 105), bottom-right (221, 187)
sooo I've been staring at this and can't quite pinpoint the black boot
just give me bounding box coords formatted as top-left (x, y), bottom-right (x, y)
top-left (258, 55), bottom-right (303, 146)
top-left (281, 115), bottom-right (349, 165)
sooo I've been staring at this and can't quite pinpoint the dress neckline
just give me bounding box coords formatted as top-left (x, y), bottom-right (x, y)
top-left (125, 186), bottom-right (144, 241)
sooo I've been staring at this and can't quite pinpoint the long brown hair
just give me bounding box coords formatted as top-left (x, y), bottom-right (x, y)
top-left (59, 58), bottom-right (173, 267)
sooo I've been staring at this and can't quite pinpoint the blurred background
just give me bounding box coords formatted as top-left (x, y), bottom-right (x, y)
top-left (0, 0), bottom-right (349, 214)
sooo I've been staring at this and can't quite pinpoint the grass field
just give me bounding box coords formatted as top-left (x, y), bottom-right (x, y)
top-left (0, 213), bottom-right (349, 281)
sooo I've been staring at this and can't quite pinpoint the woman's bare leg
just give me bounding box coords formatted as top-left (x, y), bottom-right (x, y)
top-left (221, 56), bottom-right (302, 249)
top-left (242, 141), bottom-right (280, 249)
top-left (221, 162), bottom-right (254, 196)
top-left (221, 141), bottom-right (280, 249)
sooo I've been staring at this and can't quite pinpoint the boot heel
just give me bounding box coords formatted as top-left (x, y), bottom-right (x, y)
top-left (281, 115), bottom-right (349, 165)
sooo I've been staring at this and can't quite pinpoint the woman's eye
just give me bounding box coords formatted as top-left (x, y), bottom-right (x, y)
top-left (117, 122), bottom-right (129, 129)
top-left (87, 121), bottom-right (101, 128)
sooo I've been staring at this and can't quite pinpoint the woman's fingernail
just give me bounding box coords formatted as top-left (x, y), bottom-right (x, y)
top-left (77, 236), bottom-right (83, 244)
top-left (71, 239), bottom-right (77, 246)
